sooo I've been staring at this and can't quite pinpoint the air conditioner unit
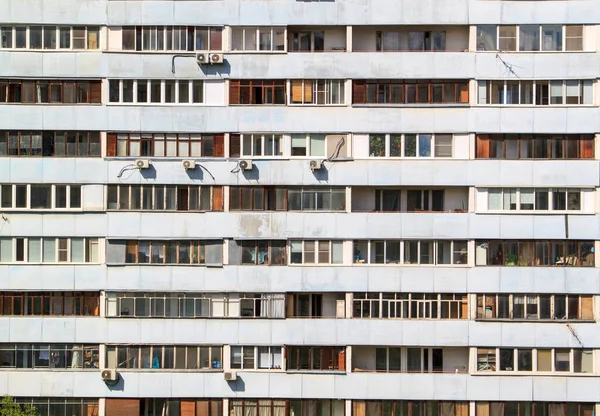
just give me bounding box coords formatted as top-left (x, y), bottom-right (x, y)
top-left (238, 160), bottom-right (253, 171)
top-left (309, 160), bottom-right (324, 170)
top-left (135, 159), bottom-right (150, 169)
top-left (182, 160), bottom-right (196, 170)
top-left (209, 53), bottom-right (224, 64)
top-left (101, 369), bottom-right (118, 382)
top-left (196, 53), bottom-right (209, 65)
top-left (224, 371), bottom-right (237, 381)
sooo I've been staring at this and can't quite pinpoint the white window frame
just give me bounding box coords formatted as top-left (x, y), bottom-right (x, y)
top-left (353, 240), bottom-right (468, 266)
top-left (485, 188), bottom-right (583, 212)
top-left (475, 347), bottom-right (594, 374)
top-left (368, 133), bottom-right (453, 158)
top-left (477, 80), bottom-right (593, 106)
top-left (240, 133), bottom-right (284, 157)
top-left (108, 79), bottom-right (204, 105)
top-left (289, 240), bottom-right (343, 265)
top-left (288, 79), bottom-right (346, 106)
top-left (0, 237), bottom-right (99, 264)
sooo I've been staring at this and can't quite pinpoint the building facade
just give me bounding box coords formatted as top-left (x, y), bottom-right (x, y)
top-left (1, 0), bottom-right (600, 415)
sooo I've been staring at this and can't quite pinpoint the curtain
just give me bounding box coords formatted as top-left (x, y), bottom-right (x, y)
top-left (71, 348), bottom-right (82, 368)
top-left (549, 404), bottom-right (564, 416)
top-left (490, 403), bottom-right (504, 416)
top-left (382, 32), bottom-right (401, 51)
top-left (354, 402), bottom-right (366, 416)
top-left (476, 403), bottom-right (490, 416)
top-left (441, 403), bottom-right (455, 416)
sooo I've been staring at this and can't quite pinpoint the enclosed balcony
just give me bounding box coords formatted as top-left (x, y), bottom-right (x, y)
top-left (353, 25), bottom-right (469, 52)
top-left (286, 293), bottom-right (346, 318)
top-left (351, 187), bottom-right (469, 213)
top-left (288, 26), bottom-right (347, 52)
top-left (352, 346), bottom-right (468, 373)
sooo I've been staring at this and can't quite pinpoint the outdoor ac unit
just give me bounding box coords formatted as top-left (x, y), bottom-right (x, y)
top-left (224, 371), bottom-right (237, 381)
top-left (101, 369), bottom-right (118, 382)
top-left (309, 160), bottom-right (323, 170)
top-left (238, 160), bottom-right (253, 171)
top-left (135, 159), bottom-right (150, 169)
top-left (196, 53), bottom-right (209, 65)
top-left (182, 160), bottom-right (196, 170)
top-left (210, 53), bottom-right (224, 64)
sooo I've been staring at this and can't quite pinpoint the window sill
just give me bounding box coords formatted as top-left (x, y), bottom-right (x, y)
top-left (0, 103), bottom-right (102, 106)
top-left (352, 263), bottom-right (469, 267)
top-left (475, 265), bottom-right (595, 268)
top-left (106, 103), bottom-right (212, 106)
top-left (475, 318), bottom-right (596, 323)
top-left (286, 370), bottom-right (346, 375)
top-left (475, 104), bottom-right (595, 108)
top-left (116, 369), bottom-right (223, 372)
top-left (353, 104), bottom-right (470, 108)
top-left (107, 263), bottom-right (207, 267)
top-left (475, 50), bottom-right (592, 54)
top-left (477, 210), bottom-right (587, 215)
top-left (1, 262), bottom-right (101, 266)
top-left (0, 368), bottom-right (99, 371)
top-left (472, 371), bottom-right (596, 376)
top-left (104, 157), bottom-right (229, 161)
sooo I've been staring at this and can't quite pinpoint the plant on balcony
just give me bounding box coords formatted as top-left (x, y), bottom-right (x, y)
top-left (0, 396), bottom-right (40, 416)
top-left (369, 135), bottom-right (385, 157)
top-left (505, 254), bottom-right (518, 266)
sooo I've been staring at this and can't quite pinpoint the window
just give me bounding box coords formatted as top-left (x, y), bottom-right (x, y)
top-left (477, 25), bottom-right (497, 51)
top-left (0, 184), bottom-right (82, 208)
top-left (11, 399), bottom-right (99, 416)
top-left (566, 26), bottom-right (583, 51)
top-left (121, 26), bottom-right (223, 51)
top-left (124, 240), bottom-right (210, 264)
top-left (476, 294), bottom-right (594, 320)
top-left (0, 292), bottom-right (99, 316)
top-left (475, 240), bottom-right (594, 267)
top-left (289, 240), bottom-right (343, 264)
top-left (108, 292), bottom-right (284, 319)
top-left (290, 80), bottom-right (345, 105)
top-left (106, 345), bottom-right (222, 370)
top-left (231, 27), bottom-right (285, 51)
top-left (353, 80), bottom-right (469, 104)
top-left (0, 131), bottom-right (99, 157)
top-left (238, 240), bottom-right (287, 265)
top-left (107, 80), bottom-right (204, 104)
top-left (286, 346), bottom-right (345, 371)
top-left (107, 133), bottom-right (224, 157)
top-left (0, 344), bottom-right (99, 370)
top-left (0, 237), bottom-right (98, 263)
top-left (288, 133), bottom-right (345, 158)
top-left (288, 31), bottom-right (327, 51)
top-left (352, 293), bottom-right (468, 320)
top-left (476, 348), bottom-right (593, 374)
top-left (373, 30), bottom-right (446, 51)
top-left (486, 188), bottom-right (584, 212)
top-left (372, 347), bottom-right (403, 372)
top-left (231, 346), bottom-right (282, 370)
top-left (229, 186), bottom-right (345, 212)
top-left (229, 79), bottom-right (286, 105)
top-left (477, 25), bottom-right (582, 52)
top-left (476, 134), bottom-right (594, 159)
top-left (477, 80), bottom-right (593, 105)
top-left (0, 80), bottom-right (101, 104)
top-left (107, 185), bottom-right (222, 211)
top-left (352, 240), bottom-right (466, 265)
top-left (354, 401), bottom-right (468, 416)
top-left (237, 134), bottom-right (284, 157)
top-left (0, 26), bottom-right (99, 50)
top-left (368, 133), bottom-right (453, 158)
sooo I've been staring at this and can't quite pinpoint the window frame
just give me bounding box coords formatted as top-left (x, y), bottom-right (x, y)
top-left (108, 79), bottom-right (204, 104)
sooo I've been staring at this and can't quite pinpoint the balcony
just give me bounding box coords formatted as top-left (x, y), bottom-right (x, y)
top-left (351, 187), bottom-right (469, 213)
top-left (352, 26), bottom-right (469, 52)
top-left (288, 27), bottom-right (347, 52)
top-left (352, 346), bottom-right (469, 374)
